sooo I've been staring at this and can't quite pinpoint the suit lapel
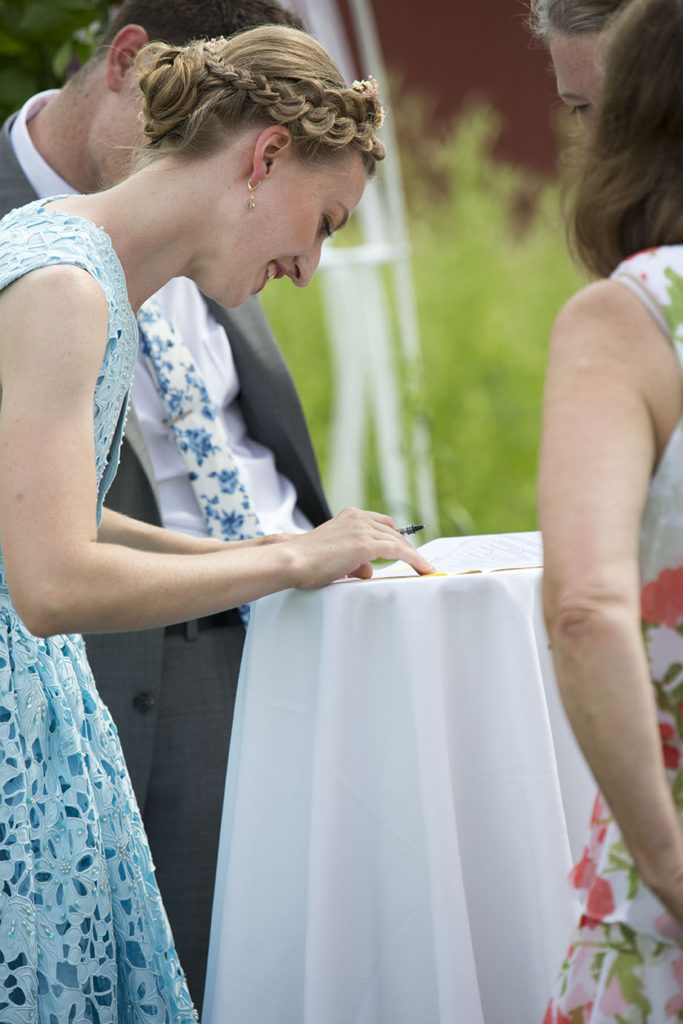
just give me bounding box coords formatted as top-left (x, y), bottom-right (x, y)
top-left (123, 405), bottom-right (161, 508)
top-left (206, 296), bottom-right (331, 526)
top-left (0, 116), bottom-right (37, 214)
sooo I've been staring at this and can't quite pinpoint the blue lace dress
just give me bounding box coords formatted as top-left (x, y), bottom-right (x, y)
top-left (0, 199), bottom-right (198, 1023)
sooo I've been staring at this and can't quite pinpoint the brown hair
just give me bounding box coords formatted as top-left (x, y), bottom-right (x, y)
top-left (569, 0), bottom-right (683, 277)
top-left (98, 0), bottom-right (303, 51)
top-left (528, 0), bottom-right (630, 37)
top-left (134, 26), bottom-right (386, 174)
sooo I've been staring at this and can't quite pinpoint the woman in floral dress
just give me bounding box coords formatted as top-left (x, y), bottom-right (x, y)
top-left (540, 0), bottom-right (683, 1019)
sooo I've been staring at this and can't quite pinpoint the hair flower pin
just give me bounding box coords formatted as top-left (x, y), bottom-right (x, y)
top-left (205, 36), bottom-right (224, 56)
top-left (352, 75), bottom-right (379, 98)
top-left (352, 75), bottom-right (385, 127)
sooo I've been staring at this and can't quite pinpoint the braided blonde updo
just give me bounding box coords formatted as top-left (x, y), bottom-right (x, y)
top-left (134, 25), bottom-right (385, 175)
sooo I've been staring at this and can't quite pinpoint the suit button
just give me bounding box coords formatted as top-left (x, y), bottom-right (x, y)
top-left (132, 692), bottom-right (156, 713)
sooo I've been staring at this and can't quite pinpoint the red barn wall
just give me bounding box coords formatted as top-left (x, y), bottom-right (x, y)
top-left (366, 0), bottom-right (561, 173)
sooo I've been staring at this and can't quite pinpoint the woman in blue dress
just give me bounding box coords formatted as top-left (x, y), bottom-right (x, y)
top-left (0, 25), bottom-right (432, 1022)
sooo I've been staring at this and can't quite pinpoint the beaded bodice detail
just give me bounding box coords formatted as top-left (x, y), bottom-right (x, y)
top-left (0, 198), bottom-right (137, 523)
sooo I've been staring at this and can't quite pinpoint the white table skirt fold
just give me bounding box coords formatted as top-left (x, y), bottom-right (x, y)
top-left (204, 568), bottom-right (595, 1024)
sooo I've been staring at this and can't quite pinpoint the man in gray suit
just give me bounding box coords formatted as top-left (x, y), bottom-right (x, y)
top-left (0, 0), bottom-right (331, 1010)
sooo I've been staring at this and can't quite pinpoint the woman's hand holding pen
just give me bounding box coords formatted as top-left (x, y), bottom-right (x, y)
top-left (287, 507), bottom-right (435, 590)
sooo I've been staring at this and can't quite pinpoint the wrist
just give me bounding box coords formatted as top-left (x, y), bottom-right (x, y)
top-left (631, 817), bottom-right (683, 897)
top-left (247, 537), bottom-right (303, 594)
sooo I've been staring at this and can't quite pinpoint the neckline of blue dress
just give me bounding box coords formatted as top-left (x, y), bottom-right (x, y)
top-left (31, 194), bottom-right (134, 319)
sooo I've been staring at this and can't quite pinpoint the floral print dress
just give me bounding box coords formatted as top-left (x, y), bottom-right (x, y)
top-left (0, 199), bottom-right (197, 1023)
top-left (545, 247), bottom-right (683, 1023)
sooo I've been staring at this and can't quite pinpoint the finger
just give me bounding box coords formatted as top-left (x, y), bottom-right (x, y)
top-left (366, 534), bottom-right (435, 574)
top-left (365, 510), bottom-right (397, 529)
top-left (339, 507), bottom-right (397, 530)
top-left (347, 562), bottom-right (374, 580)
top-left (396, 548), bottom-right (435, 575)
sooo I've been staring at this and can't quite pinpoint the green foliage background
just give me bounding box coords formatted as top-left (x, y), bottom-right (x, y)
top-left (0, 1), bottom-right (583, 535)
top-left (0, 0), bottom-right (110, 123)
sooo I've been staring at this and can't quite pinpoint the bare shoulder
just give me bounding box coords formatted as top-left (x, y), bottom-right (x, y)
top-left (553, 278), bottom-right (664, 342)
top-left (0, 263), bottom-right (108, 320)
top-left (551, 278), bottom-right (678, 374)
top-left (548, 278), bottom-right (682, 452)
top-left (0, 265), bottom-right (109, 381)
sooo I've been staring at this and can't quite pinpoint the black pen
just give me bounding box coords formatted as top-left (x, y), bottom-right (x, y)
top-left (397, 524), bottom-right (425, 536)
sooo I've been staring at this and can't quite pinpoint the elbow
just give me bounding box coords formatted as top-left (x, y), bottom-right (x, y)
top-left (1, 537), bottom-right (98, 637)
top-left (546, 598), bottom-right (610, 647)
top-left (542, 555), bottom-right (641, 649)
top-left (8, 575), bottom-right (79, 638)
top-left (13, 597), bottom-right (72, 639)
top-left (543, 584), bottom-right (637, 654)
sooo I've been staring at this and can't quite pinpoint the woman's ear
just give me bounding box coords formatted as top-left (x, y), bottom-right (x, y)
top-left (251, 125), bottom-right (293, 184)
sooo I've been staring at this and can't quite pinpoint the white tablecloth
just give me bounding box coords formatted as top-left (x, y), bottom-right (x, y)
top-left (203, 567), bottom-right (596, 1024)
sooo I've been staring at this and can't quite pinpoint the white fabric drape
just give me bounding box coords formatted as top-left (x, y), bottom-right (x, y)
top-left (203, 566), bottom-right (595, 1024)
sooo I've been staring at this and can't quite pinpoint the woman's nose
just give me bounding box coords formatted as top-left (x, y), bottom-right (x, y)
top-left (291, 241), bottom-right (323, 288)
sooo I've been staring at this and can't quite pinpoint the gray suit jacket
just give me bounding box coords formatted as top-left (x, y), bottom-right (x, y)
top-left (0, 117), bottom-right (331, 799)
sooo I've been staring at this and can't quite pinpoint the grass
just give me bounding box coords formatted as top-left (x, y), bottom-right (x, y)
top-left (262, 102), bottom-right (584, 536)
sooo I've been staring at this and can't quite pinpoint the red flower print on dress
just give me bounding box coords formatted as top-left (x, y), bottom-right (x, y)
top-left (546, 1007), bottom-right (573, 1024)
top-left (570, 847), bottom-right (597, 890)
top-left (641, 565), bottom-right (683, 627)
top-left (585, 876), bottom-right (616, 919)
top-left (667, 953), bottom-right (683, 1014)
top-left (660, 721), bottom-right (676, 741)
top-left (666, 990), bottom-right (683, 1016)
top-left (655, 912), bottom-right (683, 942)
top-left (662, 743), bottom-right (681, 769)
top-left (589, 790), bottom-right (610, 828)
top-left (658, 722), bottom-right (681, 769)
top-left (624, 247), bottom-right (658, 263)
top-left (672, 951), bottom-right (683, 985)
top-left (598, 974), bottom-right (629, 1016)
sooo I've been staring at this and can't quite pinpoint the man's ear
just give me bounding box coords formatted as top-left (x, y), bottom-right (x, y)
top-left (251, 126), bottom-right (293, 184)
top-left (105, 24), bottom-right (150, 92)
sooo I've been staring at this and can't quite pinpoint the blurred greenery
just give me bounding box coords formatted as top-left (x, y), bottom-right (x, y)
top-left (0, 3), bottom-right (584, 536)
top-left (0, 0), bottom-right (109, 123)
top-left (263, 102), bottom-right (585, 535)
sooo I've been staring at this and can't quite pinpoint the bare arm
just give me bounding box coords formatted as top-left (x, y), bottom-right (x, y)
top-left (0, 268), bottom-right (433, 637)
top-left (539, 279), bottom-right (683, 920)
top-left (97, 507), bottom-right (282, 553)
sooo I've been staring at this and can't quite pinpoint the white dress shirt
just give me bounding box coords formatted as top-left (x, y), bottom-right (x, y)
top-left (10, 91), bottom-right (313, 539)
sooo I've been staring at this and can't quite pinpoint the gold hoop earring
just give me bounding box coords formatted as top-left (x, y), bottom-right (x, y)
top-left (247, 178), bottom-right (260, 210)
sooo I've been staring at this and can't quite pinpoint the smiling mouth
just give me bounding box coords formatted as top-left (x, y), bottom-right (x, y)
top-left (267, 260), bottom-right (277, 281)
